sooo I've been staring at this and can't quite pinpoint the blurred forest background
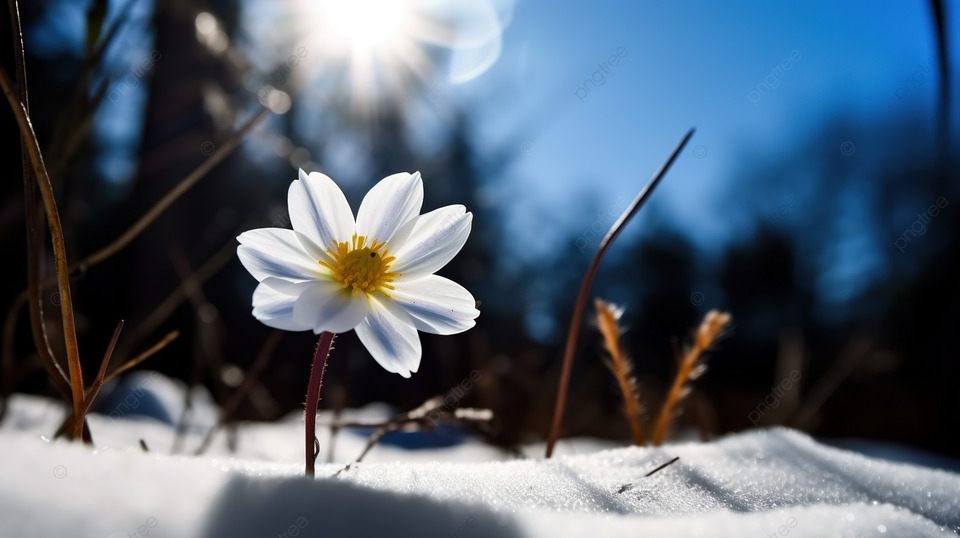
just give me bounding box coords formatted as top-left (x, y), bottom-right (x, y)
top-left (1, 0), bottom-right (958, 459)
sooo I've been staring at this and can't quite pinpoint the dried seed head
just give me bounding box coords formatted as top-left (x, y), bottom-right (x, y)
top-left (696, 310), bottom-right (732, 350)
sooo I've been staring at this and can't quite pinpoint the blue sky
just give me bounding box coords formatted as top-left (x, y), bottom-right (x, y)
top-left (452, 1), bottom-right (957, 261)
top-left (26, 0), bottom-right (958, 282)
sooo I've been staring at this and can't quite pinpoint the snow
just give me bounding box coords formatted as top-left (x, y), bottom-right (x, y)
top-left (1, 372), bottom-right (958, 537)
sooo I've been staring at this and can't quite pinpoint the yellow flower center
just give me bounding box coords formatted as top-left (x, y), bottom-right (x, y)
top-left (318, 234), bottom-right (399, 298)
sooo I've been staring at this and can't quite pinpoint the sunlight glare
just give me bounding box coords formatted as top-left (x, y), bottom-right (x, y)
top-left (317, 0), bottom-right (412, 56)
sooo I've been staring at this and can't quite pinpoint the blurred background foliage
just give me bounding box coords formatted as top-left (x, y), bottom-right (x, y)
top-left (1, 0), bottom-right (958, 458)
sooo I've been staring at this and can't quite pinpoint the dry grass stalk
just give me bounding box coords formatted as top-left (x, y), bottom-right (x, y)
top-left (652, 310), bottom-right (731, 446)
top-left (1, 60), bottom-right (85, 438)
top-left (595, 298), bottom-right (645, 446)
top-left (52, 329), bottom-right (180, 440)
top-left (545, 128), bottom-right (695, 458)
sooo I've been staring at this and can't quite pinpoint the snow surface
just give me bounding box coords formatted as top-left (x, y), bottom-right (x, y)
top-left (1, 372), bottom-right (958, 538)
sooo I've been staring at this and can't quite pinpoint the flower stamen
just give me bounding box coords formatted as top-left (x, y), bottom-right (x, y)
top-left (319, 234), bottom-right (399, 298)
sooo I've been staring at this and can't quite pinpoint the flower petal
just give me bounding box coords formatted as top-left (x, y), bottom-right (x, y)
top-left (392, 275), bottom-right (479, 335)
top-left (292, 281), bottom-right (369, 334)
top-left (391, 206), bottom-right (472, 277)
top-left (288, 169), bottom-right (355, 258)
top-left (355, 172), bottom-right (423, 246)
top-left (354, 297), bottom-right (422, 377)
top-left (237, 228), bottom-right (320, 288)
top-left (251, 283), bottom-right (310, 331)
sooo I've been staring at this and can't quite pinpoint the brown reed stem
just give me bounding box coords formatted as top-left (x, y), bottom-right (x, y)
top-left (0, 60), bottom-right (85, 439)
top-left (2, 0), bottom-right (73, 416)
top-left (545, 128), bottom-right (694, 458)
top-left (78, 320), bottom-right (124, 418)
top-left (2, 106), bottom-right (269, 404)
top-left (52, 329), bottom-right (179, 440)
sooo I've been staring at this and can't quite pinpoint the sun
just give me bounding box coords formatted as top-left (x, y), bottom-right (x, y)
top-left (318, 0), bottom-right (412, 56)
top-left (291, 0), bottom-right (428, 115)
top-left (251, 0), bottom-right (508, 118)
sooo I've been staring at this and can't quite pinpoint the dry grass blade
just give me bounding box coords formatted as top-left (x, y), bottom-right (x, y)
top-left (545, 128), bottom-right (695, 458)
top-left (5, 104), bottom-right (271, 315)
top-left (78, 320), bottom-right (124, 418)
top-left (105, 330), bottom-right (179, 381)
top-left (2, 106), bottom-right (269, 394)
top-left (0, 57), bottom-right (85, 439)
top-left (52, 329), bottom-right (178, 440)
top-left (652, 310), bottom-right (731, 446)
top-left (82, 105), bottom-right (271, 269)
top-left (595, 298), bottom-right (645, 446)
top-left (0, 0), bottom-right (73, 423)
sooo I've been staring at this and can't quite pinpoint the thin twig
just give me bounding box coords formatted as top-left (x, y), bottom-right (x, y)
top-left (81, 105), bottom-right (270, 269)
top-left (617, 456), bottom-right (681, 493)
top-left (106, 331), bottom-right (179, 380)
top-left (115, 237), bottom-right (236, 360)
top-left (10, 105), bottom-right (270, 304)
top-left (78, 320), bottom-right (124, 418)
top-left (51, 330), bottom-right (179, 439)
top-left (336, 396), bottom-right (494, 475)
top-left (46, 0), bottom-right (139, 180)
top-left (545, 128), bottom-right (695, 458)
top-left (168, 246), bottom-right (228, 454)
top-left (2, 106), bottom-right (269, 397)
top-left (645, 456), bottom-right (680, 477)
top-left (194, 330), bottom-right (283, 455)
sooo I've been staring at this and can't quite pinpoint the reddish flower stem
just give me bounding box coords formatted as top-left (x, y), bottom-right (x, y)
top-left (305, 332), bottom-right (336, 477)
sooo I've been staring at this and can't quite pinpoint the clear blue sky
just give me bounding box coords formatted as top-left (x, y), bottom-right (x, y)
top-left (452, 1), bottom-right (957, 262)
top-left (27, 0), bottom-right (959, 275)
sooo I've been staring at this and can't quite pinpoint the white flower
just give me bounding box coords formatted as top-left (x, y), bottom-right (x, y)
top-left (237, 170), bottom-right (479, 377)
